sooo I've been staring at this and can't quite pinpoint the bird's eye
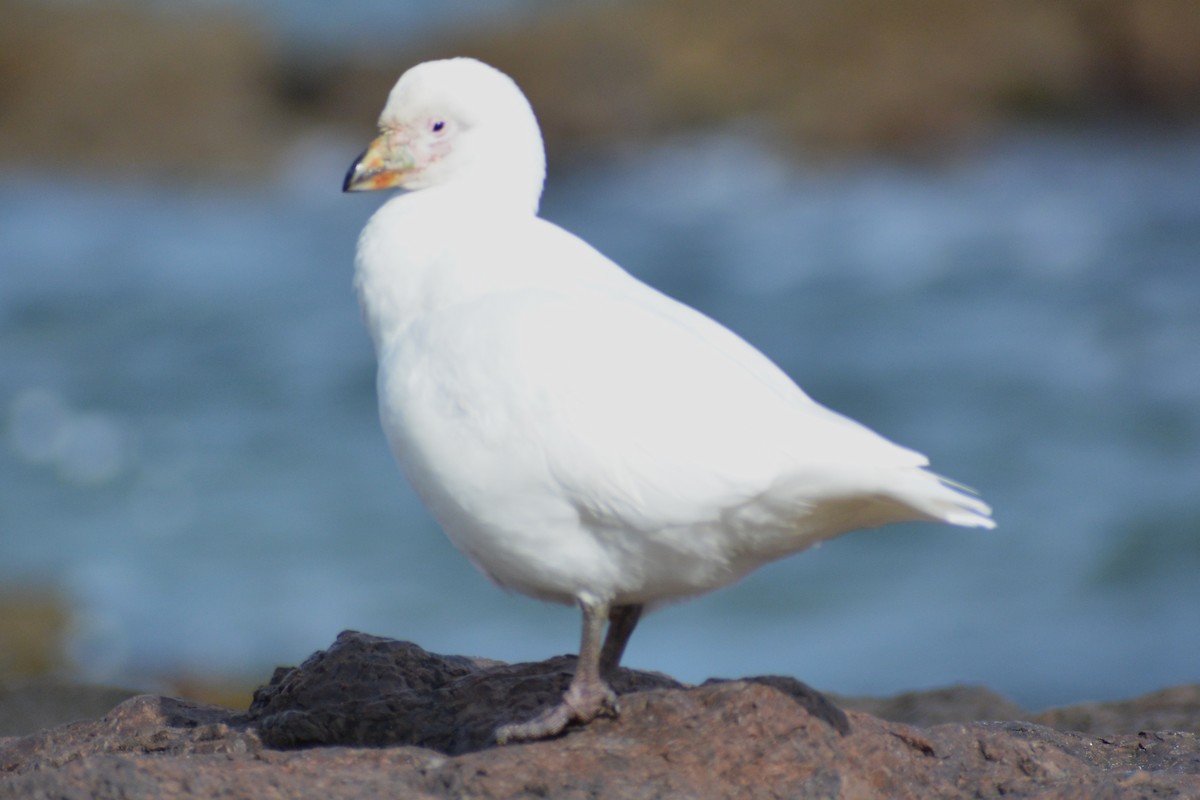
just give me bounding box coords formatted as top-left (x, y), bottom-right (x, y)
top-left (431, 120), bottom-right (446, 133)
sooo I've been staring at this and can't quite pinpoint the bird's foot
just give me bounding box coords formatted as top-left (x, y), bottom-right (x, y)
top-left (494, 678), bottom-right (619, 745)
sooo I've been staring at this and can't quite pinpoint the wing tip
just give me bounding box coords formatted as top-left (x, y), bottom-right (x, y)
top-left (933, 474), bottom-right (996, 530)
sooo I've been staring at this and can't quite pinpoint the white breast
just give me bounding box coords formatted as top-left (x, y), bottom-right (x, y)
top-left (355, 191), bottom-right (991, 607)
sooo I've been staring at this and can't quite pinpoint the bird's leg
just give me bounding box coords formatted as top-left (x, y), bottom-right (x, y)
top-left (494, 596), bottom-right (618, 744)
top-left (599, 603), bottom-right (643, 679)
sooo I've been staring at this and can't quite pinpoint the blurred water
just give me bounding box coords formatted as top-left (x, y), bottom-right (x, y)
top-left (2, 127), bottom-right (1198, 708)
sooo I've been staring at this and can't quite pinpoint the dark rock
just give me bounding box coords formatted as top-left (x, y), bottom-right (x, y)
top-left (248, 630), bottom-right (682, 753)
top-left (837, 683), bottom-right (1200, 737)
top-left (1035, 684), bottom-right (1200, 736)
top-left (834, 684), bottom-right (1029, 727)
top-left (3, 631), bottom-right (1199, 799)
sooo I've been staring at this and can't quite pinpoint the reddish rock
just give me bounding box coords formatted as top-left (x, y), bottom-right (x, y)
top-left (2, 631), bottom-right (1198, 799)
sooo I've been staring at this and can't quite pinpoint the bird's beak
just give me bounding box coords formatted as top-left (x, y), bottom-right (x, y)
top-left (343, 131), bottom-right (416, 193)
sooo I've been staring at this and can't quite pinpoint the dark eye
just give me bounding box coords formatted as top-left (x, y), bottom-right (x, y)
top-left (431, 120), bottom-right (446, 133)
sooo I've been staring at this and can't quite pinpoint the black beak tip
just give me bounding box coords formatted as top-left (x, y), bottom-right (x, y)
top-left (342, 151), bottom-right (367, 193)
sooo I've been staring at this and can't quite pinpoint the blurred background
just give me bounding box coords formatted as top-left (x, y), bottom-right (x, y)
top-left (2, 0), bottom-right (1198, 724)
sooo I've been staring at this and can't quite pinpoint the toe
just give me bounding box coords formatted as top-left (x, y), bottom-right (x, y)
top-left (495, 702), bottom-right (574, 745)
top-left (495, 680), bottom-right (620, 744)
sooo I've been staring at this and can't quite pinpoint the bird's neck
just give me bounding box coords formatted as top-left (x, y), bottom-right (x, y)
top-left (353, 186), bottom-right (538, 355)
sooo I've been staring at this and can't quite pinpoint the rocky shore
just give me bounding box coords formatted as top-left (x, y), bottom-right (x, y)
top-left (2, 631), bottom-right (1198, 798)
top-left (2, 0), bottom-right (1198, 179)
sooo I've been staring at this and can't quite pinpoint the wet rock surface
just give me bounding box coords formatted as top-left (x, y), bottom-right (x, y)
top-left (3, 631), bottom-right (1199, 799)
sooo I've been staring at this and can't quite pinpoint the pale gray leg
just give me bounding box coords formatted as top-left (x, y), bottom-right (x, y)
top-left (494, 597), bottom-right (619, 744)
top-left (599, 603), bottom-right (643, 679)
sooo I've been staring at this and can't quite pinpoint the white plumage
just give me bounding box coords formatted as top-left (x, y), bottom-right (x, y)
top-left (343, 57), bottom-right (993, 742)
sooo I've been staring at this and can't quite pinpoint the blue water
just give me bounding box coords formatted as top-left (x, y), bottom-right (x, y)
top-left (2, 127), bottom-right (1198, 709)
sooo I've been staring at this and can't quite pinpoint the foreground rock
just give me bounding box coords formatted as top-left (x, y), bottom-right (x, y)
top-left (2, 632), bottom-right (1199, 799)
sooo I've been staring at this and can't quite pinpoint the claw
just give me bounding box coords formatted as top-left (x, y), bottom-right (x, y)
top-left (494, 598), bottom-right (630, 744)
top-left (495, 676), bottom-right (618, 744)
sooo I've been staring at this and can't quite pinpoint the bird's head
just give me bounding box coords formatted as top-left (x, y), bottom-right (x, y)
top-left (343, 58), bottom-right (547, 212)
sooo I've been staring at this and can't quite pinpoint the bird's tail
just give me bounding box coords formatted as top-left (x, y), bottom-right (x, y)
top-left (753, 463), bottom-right (995, 554)
top-left (920, 473), bottom-right (995, 529)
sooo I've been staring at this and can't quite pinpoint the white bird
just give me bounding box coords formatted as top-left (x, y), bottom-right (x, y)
top-left (343, 57), bottom-right (994, 744)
